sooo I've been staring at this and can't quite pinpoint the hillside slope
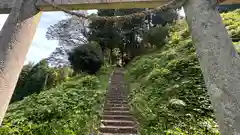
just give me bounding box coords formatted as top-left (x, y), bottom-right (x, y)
top-left (126, 9), bottom-right (239, 135)
top-left (0, 66), bottom-right (112, 135)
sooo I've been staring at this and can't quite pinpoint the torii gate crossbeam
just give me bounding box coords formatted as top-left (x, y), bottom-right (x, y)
top-left (0, 0), bottom-right (240, 134)
top-left (0, 0), bottom-right (239, 13)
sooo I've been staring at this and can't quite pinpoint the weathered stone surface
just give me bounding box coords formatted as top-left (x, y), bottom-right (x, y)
top-left (0, 0), bottom-right (16, 13)
top-left (99, 69), bottom-right (138, 134)
top-left (184, 0), bottom-right (240, 134)
top-left (0, 0), bottom-right (239, 13)
top-left (0, 0), bottom-right (41, 125)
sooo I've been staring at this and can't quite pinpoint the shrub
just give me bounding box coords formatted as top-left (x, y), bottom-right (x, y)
top-left (0, 71), bottom-right (110, 135)
top-left (126, 18), bottom-right (222, 135)
top-left (12, 61), bottom-right (73, 103)
top-left (144, 25), bottom-right (169, 48)
top-left (68, 42), bottom-right (104, 74)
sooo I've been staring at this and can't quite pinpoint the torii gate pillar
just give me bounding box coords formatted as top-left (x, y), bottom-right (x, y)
top-left (0, 0), bottom-right (42, 124)
top-left (184, 0), bottom-right (240, 134)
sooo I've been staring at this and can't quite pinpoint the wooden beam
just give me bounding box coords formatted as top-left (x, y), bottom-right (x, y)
top-left (0, 0), bottom-right (239, 14)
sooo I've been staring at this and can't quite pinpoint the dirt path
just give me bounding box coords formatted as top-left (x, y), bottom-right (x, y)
top-left (98, 68), bottom-right (138, 135)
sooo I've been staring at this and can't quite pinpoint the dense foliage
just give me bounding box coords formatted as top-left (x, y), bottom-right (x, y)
top-left (68, 42), bottom-right (104, 74)
top-left (46, 14), bottom-right (89, 67)
top-left (12, 60), bottom-right (73, 102)
top-left (0, 65), bottom-right (112, 135)
top-left (221, 9), bottom-right (240, 43)
top-left (126, 9), bottom-right (240, 135)
top-left (46, 9), bottom-right (178, 67)
top-left (143, 25), bottom-right (170, 49)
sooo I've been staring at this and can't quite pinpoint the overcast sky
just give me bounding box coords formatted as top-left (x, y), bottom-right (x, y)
top-left (0, 9), bottom-right (185, 65)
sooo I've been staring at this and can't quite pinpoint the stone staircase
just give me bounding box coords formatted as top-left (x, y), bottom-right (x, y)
top-left (99, 69), bottom-right (138, 135)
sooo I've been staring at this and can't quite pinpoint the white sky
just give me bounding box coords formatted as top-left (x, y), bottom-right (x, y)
top-left (0, 9), bottom-right (185, 65)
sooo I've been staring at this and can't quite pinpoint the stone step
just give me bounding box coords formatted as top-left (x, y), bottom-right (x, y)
top-left (109, 89), bottom-right (126, 91)
top-left (106, 97), bottom-right (128, 100)
top-left (102, 115), bottom-right (134, 121)
top-left (101, 120), bottom-right (136, 127)
top-left (106, 98), bottom-right (127, 100)
top-left (106, 100), bottom-right (128, 103)
top-left (99, 133), bottom-right (137, 135)
top-left (106, 94), bottom-right (128, 98)
top-left (104, 107), bottom-right (130, 111)
top-left (106, 97), bottom-right (128, 99)
top-left (99, 126), bottom-right (137, 134)
top-left (107, 94), bottom-right (128, 97)
top-left (98, 69), bottom-right (138, 134)
top-left (104, 103), bottom-right (129, 108)
top-left (107, 92), bottom-right (128, 94)
top-left (103, 110), bottom-right (132, 116)
top-left (107, 91), bottom-right (127, 93)
top-left (106, 101), bottom-right (128, 104)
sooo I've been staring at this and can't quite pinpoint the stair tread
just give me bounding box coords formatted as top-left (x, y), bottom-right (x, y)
top-left (101, 120), bottom-right (135, 123)
top-left (99, 133), bottom-right (137, 135)
top-left (104, 110), bottom-right (130, 112)
top-left (107, 98), bottom-right (128, 102)
top-left (103, 114), bottom-right (132, 117)
top-left (104, 104), bottom-right (129, 107)
top-left (100, 125), bottom-right (136, 129)
top-left (104, 108), bottom-right (130, 111)
top-left (103, 111), bottom-right (131, 116)
top-left (99, 126), bottom-right (138, 134)
top-left (99, 69), bottom-right (138, 134)
top-left (101, 120), bottom-right (136, 126)
top-left (105, 106), bottom-right (130, 108)
top-left (105, 103), bottom-right (129, 105)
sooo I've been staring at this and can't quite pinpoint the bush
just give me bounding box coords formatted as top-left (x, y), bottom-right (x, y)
top-left (68, 42), bottom-right (104, 74)
top-left (0, 70), bottom-right (110, 135)
top-left (221, 9), bottom-right (240, 42)
top-left (144, 25), bottom-right (169, 48)
top-left (126, 20), bottom-right (220, 135)
top-left (126, 9), bottom-right (240, 134)
top-left (12, 61), bottom-right (74, 103)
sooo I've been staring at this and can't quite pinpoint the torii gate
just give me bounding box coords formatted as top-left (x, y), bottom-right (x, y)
top-left (0, 0), bottom-right (240, 134)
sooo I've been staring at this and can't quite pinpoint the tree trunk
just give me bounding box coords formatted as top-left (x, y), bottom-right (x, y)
top-left (43, 73), bottom-right (49, 90)
top-left (0, 0), bottom-right (41, 125)
top-left (184, 0), bottom-right (240, 134)
top-left (108, 48), bottom-right (115, 65)
top-left (121, 50), bottom-right (124, 67)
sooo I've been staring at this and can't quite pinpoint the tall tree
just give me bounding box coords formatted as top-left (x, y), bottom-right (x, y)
top-left (15, 62), bottom-right (35, 89)
top-left (151, 9), bottom-right (179, 26)
top-left (11, 59), bottom-right (49, 102)
top-left (116, 9), bottom-right (146, 57)
top-left (46, 12), bottom-right (89, 67)
top-left (68, 42), bottom-right (104, 74)
top-left (88, 9), bottom-right (121, 64)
